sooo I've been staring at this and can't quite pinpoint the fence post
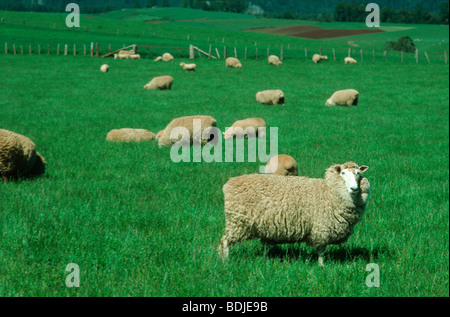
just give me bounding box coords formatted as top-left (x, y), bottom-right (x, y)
top-left (234, 47), bottom-right (237, 58)
top-left (84, 44), bottom-right (86, 56)
top-left (245, 47), bottom-right (247, 60)
top-left (280, 45), bottom-right (283, 61)
top-left (401, 50), bottom-right (404, 63)
top-left (38, 44), bottom-right (41, 55)
top-left (13, 44), bottom-right (16, 55)
top-left (29, 44), bottom-right (32, 55)
top-left (215, 47), bottom-right (220, 59)
top-left (255, 47), bottom-right (258, 60)
top-left (208, 45), bottom-right (212, 59)
top-left (73, 44), bottom-right (76, 56)
top-left (189, 45), bottom-right (194, 59)
top-left (445, 51), bottom-right (448, 64)
top-left (64, 44), bottom-right (68, 56)
top-left (4, 42), bottom-right (7, 54)
top-left (384, 50), bottom-right (388, 63)
top-left (20, 45), bottom-right (23, 55)
top-left (360, 49), bottom-right (363, 62)
top-left (415, 49), bottom-right (419, 63)
top-left (223, 46), bottom-right (227, 59)
top-left (267, 46), bottom-right (269, 58)
top-left (95, 42), bottom-right (99, 57)
top-left (90, 42), bottom-right (94, 57)
top-left (305, 48), bottom-right (307, 61)
top-left (47, 43), bottom-right (50, 55)
top-left (333, 48), bottom-right (336, 61)
top-left (424, 51), bottom-right (430, 64)
top-left (348, 48), bottom-right (351, 57)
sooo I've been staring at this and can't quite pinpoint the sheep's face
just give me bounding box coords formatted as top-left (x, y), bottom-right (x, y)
top-left (336, 164), bottom-right (369, 196)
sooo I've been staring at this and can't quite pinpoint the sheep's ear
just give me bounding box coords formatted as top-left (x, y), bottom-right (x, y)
top-left (334, 165), bottom-right (341, 173)
top-left (360, 165), bottom-right (369, 173)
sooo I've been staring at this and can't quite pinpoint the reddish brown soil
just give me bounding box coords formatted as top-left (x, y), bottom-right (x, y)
top-left (245, 25), bottom-right (385, 39)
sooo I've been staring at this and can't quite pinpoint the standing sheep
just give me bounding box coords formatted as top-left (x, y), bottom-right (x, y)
top-left (225, 57), bottom-right (242, 68)
top-left (264, 154), bottom-right (298, 176)
top-left (156, 115), bottom-right (217, 148)
top-left (325, 89), bottom-right (359, 106)
top-left (106, 128), bottom-right (156, 143)
top-left (218, 162), bottom-right (370, 266)
top-left (0, 129), bottom-right (47, 181)
top-left (180, 62), bottom-right (196, 72)
top-left (344, 57), bottom-right (357, 64)
top-left (268, 55), bottom-right (282, 66)
top-left (144, 76), bottom-right (174, 90)
top-left (312, 54), bottom-right (328, 63)
top-left (223, 118), bottom-right (266, 140)
top-left (256, 89), bottom-right (285, 105)
top-left (100, 64), bottom-right (109, 72)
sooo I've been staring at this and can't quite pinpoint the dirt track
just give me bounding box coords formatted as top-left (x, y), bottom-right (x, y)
top-left (245, 25), bottom-right (385, 39)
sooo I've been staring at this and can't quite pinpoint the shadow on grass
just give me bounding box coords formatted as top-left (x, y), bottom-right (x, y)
top-left (262, 243), bottom-right (389, 264)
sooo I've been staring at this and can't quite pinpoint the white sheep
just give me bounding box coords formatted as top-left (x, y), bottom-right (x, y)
top-left (180, 62), bottom-right (196, 72)
top-left (312, 54), bottom-right (328, 63)
top-left (264, 154), bottom-right (298, 176)
top-left (114, 53), bottom-right (130, 60)
top-left (100, 64), bottom-right (109, 72)
top-left (218, 162), bottom-right (370, 266)
top-left (156, 115), bottom-right (217, 148)
top-left (162, 53), bottom-right (174, 62)
top-left (223, 118), bottom-right (266, 140)
top-left (325, 89), bottom-right (359, 106)
top-left (256, 89), bottom-right (285, 105)
top-left (129, 54), bottom-right (141, 60)
top-left (345, 57), bottom-right (357, 64)
top-left (268, 55), bottom-right (282, 66)
top-left (0, 129), bottom-right (46, 181)
top-left (225, 57), bottom-right (242, 68)
top-left (143, 75), bottom-right (174, 90)
top-left (106, 128), bottom-right (156, 142)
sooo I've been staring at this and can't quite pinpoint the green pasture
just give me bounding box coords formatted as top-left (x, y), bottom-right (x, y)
top-left (0, 8), bottom-right (448, 297)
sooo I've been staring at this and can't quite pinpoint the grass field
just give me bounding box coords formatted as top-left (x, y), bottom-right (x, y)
top-left (0, 8), bottom-right (448, 297)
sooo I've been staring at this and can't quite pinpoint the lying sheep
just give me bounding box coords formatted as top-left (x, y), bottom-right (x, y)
top-left (100, 64), bottom-right (109, 72)
top-left (144, 75), bottom-right (174, 90)
top-left (345, 57), bottom-right (357, 64)
top-left (114, 53), bottom-right (130, 60)
top-left (162, 53), bottom-right (174, 62)
top-left (325, 89), bottom-right (359, 106)
top-left (0, 129), bottom-right (46, 181)
top-left (268, 55), bottom-right (282, 66)
top-left (223, 118), bottom-right (266, 140)
top-left (154, 56), bottom-right (162, 62)
top-left (264, 154), bottom-right (298, 176)
top-left (156, 115), bottom-right (217, 148)
top-left (118, 49), bottom-right (135, 55)
top-left (312, 54), bottom-right (328, 63)
top-left (225, 57), bottom-right (242, 68)
top-left (256, 89), bottom-right (285, 105)
top-left (180, 62), bottom-right (196, 72)
top-left (129, 54), bottom-right (141, 60)
top-left (106, 128), bottom-right (156, 143)
top-left (218, 162), bottom-right (370, 266)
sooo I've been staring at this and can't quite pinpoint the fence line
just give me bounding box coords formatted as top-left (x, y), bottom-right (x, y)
top-left (2, 41), bottom-right (448, 65)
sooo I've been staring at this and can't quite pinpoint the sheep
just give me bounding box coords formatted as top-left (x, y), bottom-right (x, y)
top-left (223, 118), bottom-right (266, 140)
top-left (100, 64), bottom-right (109, 72)
top-left (225, 57), bottom-right (242, 68)
top-left (256, 89), bottom-right (285, 105)
top-left (325, 89), bottom-right (359, 106)
top-left (180, 62), bottom-right (196, 72)
top-left (129, 54), bottom-right (141, 60)
top-left (106, 128), bottom-right (156, 143)
top-left (114, 53), bottom-right (130, 60)
top-left (344, 57), bottom-right (357, 64)
top-left (312, 54), bottom-right (328, 63)
top-left (154, 56), bottom-right (162, 62)
top-left (0, 129), bottom-right (47, 181)
top-left (162, 53), bottom-right (174, 62)
top-left (218, 161), bottom-right (370, 266)
top-left (143, 75), bottom-right (174, 90)
top-left (264, 154), bottom-right (298, 176)
top-left (156, 115), bottom-right (217, 148)
top-left (118, 49), bottom-right (135, 55)
top-left (268, 55), bottom-right (282, 66)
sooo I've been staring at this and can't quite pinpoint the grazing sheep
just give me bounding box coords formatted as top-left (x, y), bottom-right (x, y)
top-left (225, 57), bottom-right (242, 68)
top-left (312, 54), bottom-right (328, 63)
top-left (114, 53), bottom-right (130, 60)
top-left (154, 56), bottom-right (162, 62)
top-left (223, 118), bottom-right (266, 140)
top-left (256, 89), bottom-right (285, 105)
top-left (106, 128), bottom-right (156, 143)
top-left (344, 57), bottom-right (357, 64)
top-left (0, 129), bottom-right (46, 181)
top-left (156, 115), bottom-right (217, 148)
top-left (162, 53), bottom-right (174, 62)
top-left (129, 54), bottom-right (141, 60)
top-left (264, 154), bottom-right (298, 176)
top-left (100, 64), bottom-right (109, 72)
top-left (325, 89), bottom-right (359, 106)
top-left (143, 75), bottom-right (174, 90)
top-left (268, 55), bottom-right (282, 66)
top-left (180, 62), bottom-right (197, 72)
top-left (218, 162), bottom-right (370, 266)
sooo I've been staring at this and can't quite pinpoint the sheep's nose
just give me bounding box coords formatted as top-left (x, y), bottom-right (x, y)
top-left (350, 186), bottom-right (359, 193)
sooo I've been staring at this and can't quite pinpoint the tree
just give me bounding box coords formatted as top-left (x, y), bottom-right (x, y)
top-left (161, 0), bottom-right (171, 7)
top-left (146, 0), bottom-right (157, 7)
top-left (439, 1), bottom-right (449, 24)
top-left (386, 36), bottom-right (416, 53)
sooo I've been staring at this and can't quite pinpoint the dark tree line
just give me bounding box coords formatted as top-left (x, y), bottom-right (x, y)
top-left (333, 1), bottom-right (449, 25)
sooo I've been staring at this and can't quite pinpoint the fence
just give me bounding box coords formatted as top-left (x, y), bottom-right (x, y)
top-left (3, 41), bottom-right (449, 65)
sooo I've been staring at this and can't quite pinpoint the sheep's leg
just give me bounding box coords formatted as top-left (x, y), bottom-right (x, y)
top-left (218, 235), bottom-right (229, 259)
top-left (317, 249), bottom-right (325, 267)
